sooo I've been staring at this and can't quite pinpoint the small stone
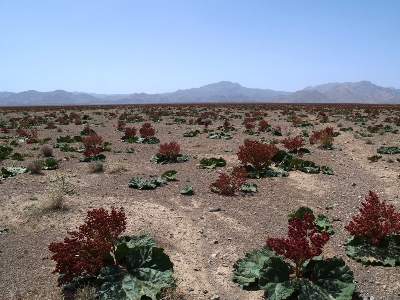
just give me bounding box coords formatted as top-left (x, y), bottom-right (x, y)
top-left (210, 295), bottom-right (220, 300)
top-left (203, 290), bottom-right (208, 294)
top-left (212, 240), bottom-right (218, 244)
top-left (209, 207), bottom-right (221, 212)
top-left (187, 287), bottom-right (194, 292)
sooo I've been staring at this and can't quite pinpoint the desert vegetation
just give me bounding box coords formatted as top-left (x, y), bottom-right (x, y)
top-left (0, 103), bottom-right (400, 299)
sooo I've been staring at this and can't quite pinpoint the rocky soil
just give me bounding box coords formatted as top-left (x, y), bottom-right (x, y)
top-left (0, 104), bottom-right (399, 300)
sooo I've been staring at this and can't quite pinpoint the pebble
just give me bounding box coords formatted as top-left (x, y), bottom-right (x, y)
top-left (209, 207), bottom-right (221, 212)
top-left (210, 295), bottom-right (220, 300)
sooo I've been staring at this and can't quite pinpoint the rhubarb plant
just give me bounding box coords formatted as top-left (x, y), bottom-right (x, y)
top-left (344, 191), bottom-right (400, 266)
top-left (233, 209), bottom-right (356, 299)
top-left (128, 176), bottom-right (166, 190)
top-left (48, 208), bottom-right (174, 299)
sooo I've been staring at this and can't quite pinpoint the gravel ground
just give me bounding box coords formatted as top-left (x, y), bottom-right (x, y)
top-left (0, 104), bottom-right (399, 300)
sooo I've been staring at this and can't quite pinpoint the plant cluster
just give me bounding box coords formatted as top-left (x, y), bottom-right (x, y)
top-left (48, 208), bottom-right (174, 299)
top-left (266, 212), bottom-right (330, 276)
top-left (237, 140), bottom-right (277, 170)
top-left (309, 126), bottom-right (334, 148)
top-left (48, 207), bottom-right (127, 285)
top-left (82, 133), bottom-right (104, 158)
top-left (139, 122), bottom-right (155, 138)
top-left (211, 167), bottom-right (247, 195)
top-left (158, 141), bottom-right (180, 160)
top-left (233, 208), bottom-right (356, 300)
top-left (345, 191), bottom-right (400, 245)
top-left (282, 135), bottom-right (304, 152)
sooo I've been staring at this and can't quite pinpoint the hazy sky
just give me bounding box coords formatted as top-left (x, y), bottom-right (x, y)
top-left (1, 1), bottom-right (399, 94)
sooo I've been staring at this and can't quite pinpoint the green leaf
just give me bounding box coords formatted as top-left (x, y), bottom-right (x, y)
top-left (288, 207), bottom-right (333, 234)
top-left (43, 158), bottom-right (59, 170)
top-left (232, 246), bottom-right (278, 289)
top-left (314, 214), bottom-right (334, 234)
top-left (183, 130), bottom-right (200, 137)
top-left (300, 257), bottom-right (356, 300)
top-left (344, 235), bottom-right (400, 266)
top-left (377, 146), bottom-right (400, 154)
top-left (11, 152), bottom-right (24, 161)
top-left (135, 137), bottom-right (160, 144)
top-left (258, 256), bottom-right (293, 299)
top-left (125, 148), bottom-right (135, 153)
top-left (79, 154), bottom-right (106, 162)
top-left (207, 132), bottom-right (232, 140)
top-left (150, 154), bottom-right (188, 164)
top-left (113, 235), bottom-right (157, 262)
top-left (128, 177), bottom-right (166, 190)
top-left (321, 166), bottom-right (334, 175)
top-left (161, 170), bottom-right (178, 180)
top-left (0, 145), bottom-right (13, 159)
top-left (96, 242), bottom-right (174, 300)
top-left (180, 185), bottom-right (194, 195)
top-left (1, 166), bottom-right (27, 178)
top-left (241, 182), bottom-right (258, 193)
top-left (299, 161), bottom-right (320, 173)
top-left (196, 157), bottom-right (227, 169)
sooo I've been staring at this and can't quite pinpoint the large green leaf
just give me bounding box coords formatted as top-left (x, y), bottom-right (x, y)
top-left (128, 177), bottom-right (166, 190)
top-left (183, 130), bottom-right (200, 137)
top-left (180, 185), bottom-right (194, 195)
top-left (299, 161), bottom-right (320, 173)
top-left (344, 235), bottom-right (400, 266)
top-left (150, 154), bottom-right (188, 164)
top-left (0, 145), bottom-right (13, 159)
top-left (259, 256), bottom-right (294, 300)
top-left (232, 246), bottom-right (278, 289)
top-left (299, 257), bottom-right (356, 300)
top-left (288, 207), bottom-right (333, 234)
top-left (112, 235), bottom-right (156, 262)
top-left (241, 182), bottom-right (258, 193)
top-left (1, 166), bottom-right (27, 178)
top-left (161, 170), bottom-right (178, 180)
top-left (43, 157), bottom-right (59, 170)
top-left (196, 157), bottom-right (227, 169)
top-left (207, 132), bottom-right (232, 140)
top-left (135, 137), bottom-right (160, 144)
top-left (377, 146), bottom-right (400, 154)
top-left (321, 166), bottom-right (334, 175)
top-left (96, 243), bottom-right (174, 300)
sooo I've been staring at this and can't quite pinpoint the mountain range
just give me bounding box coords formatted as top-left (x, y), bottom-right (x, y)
top-left (1, 81), bottom-right (400, 106)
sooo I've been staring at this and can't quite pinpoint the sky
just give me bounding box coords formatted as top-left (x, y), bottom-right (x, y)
top-left (1, 1), bottom-right (400, 94)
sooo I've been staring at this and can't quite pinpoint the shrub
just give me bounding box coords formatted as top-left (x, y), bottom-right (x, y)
top-left (40, 144), bottom-right (53, 157)
top-left (88, 162), bottom-right (104, 173)
top-left (158, 141), bottom-right (180, 160)
top-left (211, 167), bottom-right (247, 195)
top-left (282, 135), bottom-right (304, 152)
top-left (27, 160), bottom-right (43, 174)
top-left (48, 207), bottom-right (127, 286)
top-left (345, 191), bottom-right (400, 245)
top-left (74, 118), bottom-right (82, 125)
top-left (237, 140), bottom-right (277, 170)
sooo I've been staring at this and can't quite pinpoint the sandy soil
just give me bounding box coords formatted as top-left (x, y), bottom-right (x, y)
top-left (0, 104), bottom-right (399, 300)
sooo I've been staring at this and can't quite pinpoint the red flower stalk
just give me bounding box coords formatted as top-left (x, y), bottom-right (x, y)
top-left (345, 191), bottom-right (400, 245)
top-left (124, 127), bottom-right (137, 138)
top-left (212, 167), bottom-right (247, 195)
top-left (283, 135), bottom-right (304, 152)
top-left (258, 119), bottom-right (269, 131)
top-left (139, 123), bottom-right (155, 137)
top-left (237, 140), bottom-right (277, 170)
top-left (266, 212), bottom-right (330, 277)
top-left (48, 207), bottom-right (126, 286)
top-left (158, 141), bottom-right (181, 159)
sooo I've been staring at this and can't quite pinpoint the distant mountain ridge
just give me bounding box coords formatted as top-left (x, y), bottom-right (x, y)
top-left (1, 81), bottom-right (400, 106)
